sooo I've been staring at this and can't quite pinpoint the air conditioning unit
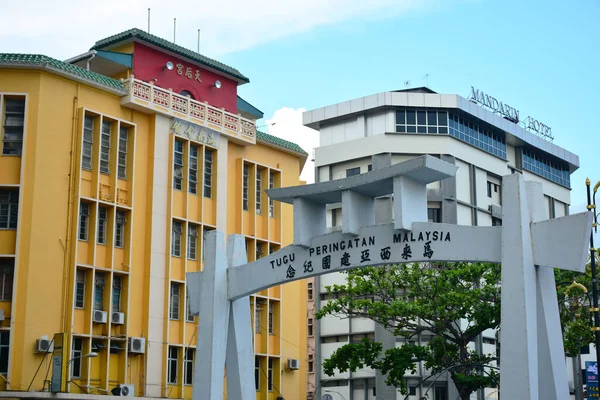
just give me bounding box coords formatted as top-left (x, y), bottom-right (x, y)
top-left (111, 384), bottom-right (134, 397)
top-left (93, 310), bottom-right (108, 324)
top-left (35, 338), bottom-right (54, 354)
top-left (112, 312), bottom-right (125, 325)
top-left (128, 337), bottom-right (146, 354)
top-left (287, 359), bottom-right (300, 370)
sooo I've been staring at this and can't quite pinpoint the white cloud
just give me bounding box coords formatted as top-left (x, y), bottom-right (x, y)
top-left (0, 0), bottom-right (432, 59)
top-left (265, 107), bottom-right (319, 184)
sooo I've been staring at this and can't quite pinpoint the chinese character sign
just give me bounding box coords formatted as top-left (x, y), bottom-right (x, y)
top-left (171, 118), bottom-right (219, 148)
top-left (175, 63), bottom-right (202, 82)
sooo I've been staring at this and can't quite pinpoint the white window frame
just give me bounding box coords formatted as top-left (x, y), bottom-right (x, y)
top-left (75, 269), bottom-right (85, 309)
top-left (2, 98), bottom-right (25, 156)
top-left (256, 167), bottom-right (262, 214)
top-left (170, 282), bottom-right (180, 320)
top-left (173, 140), bottom-right (184, 190)
top-left (82, 115), bottom-right (94, 170)
top-left (189, 145), bottom-right (198, 195)
top-left (172, 220), bottom-right (182, 257)
top-left (268, 301), bottom-right (274, 334)
top-left (112, 275), bottom-right (121, 313)
top-left (0, 189), bottom-right (18, 230)
top-left (204, 148), bottom-right (213, 198)
top-left (94, 273), bottom-right (105, 311)
top-left (97, 206), bottom-right (107, 245)
top-left (167, 346), bottom-right (178, 384)
top-left (242, 164), bottom-right (249, 211)
top-left (100, 120), bottom-right (111, 174)
top-left (71, 337), bottom-right (83, 378)
top-left (268, 171), bottom-right (275, 218)
top-left (184, 348), bottom-right (195, 385)
top-left (115, 211), bottom-right (126, 248)
top-left (79, 203), bottom-right (89, 241)
top-left (118, 126), bottom-right (128, 180)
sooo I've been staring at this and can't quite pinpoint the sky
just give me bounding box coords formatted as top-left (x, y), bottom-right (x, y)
top-left (1, 0), bottom-right (599, 211)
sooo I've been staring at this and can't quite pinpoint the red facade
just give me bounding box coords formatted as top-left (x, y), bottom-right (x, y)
top-left (132, 43), bottom-right (238, 113)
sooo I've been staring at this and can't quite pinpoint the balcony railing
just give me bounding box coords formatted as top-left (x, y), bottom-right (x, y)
top-left (121, 76), bottom-right (256, 145)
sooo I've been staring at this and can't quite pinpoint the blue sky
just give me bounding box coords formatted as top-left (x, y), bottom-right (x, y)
top-left (1, 0), bottom-right (598, 210)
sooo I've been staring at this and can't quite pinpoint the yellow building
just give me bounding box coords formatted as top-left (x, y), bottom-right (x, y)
top-left (0, 28), bottom-right (308, 400)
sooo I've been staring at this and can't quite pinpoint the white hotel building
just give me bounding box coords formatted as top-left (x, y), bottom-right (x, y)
top-left (304, 87), bottom-right (578, 400)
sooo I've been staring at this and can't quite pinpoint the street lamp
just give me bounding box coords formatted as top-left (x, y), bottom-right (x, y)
top-left (324, 389), bottom-right (347, 400)
top-left (586, 178), bottom-right (600, 365)
top-left (67, 352), bottom-right (98, 366)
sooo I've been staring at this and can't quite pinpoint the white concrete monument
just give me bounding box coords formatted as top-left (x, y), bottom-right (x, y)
top-left (187, 155), bottom-right (592, 400)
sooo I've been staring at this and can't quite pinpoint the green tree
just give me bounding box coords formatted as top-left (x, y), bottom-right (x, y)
top-left (315, 262), bottom-right (501, 400)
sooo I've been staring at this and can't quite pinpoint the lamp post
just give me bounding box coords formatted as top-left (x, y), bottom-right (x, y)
top-left (67, 352), bottom-right (98, 366)
top-left (324, 389), bottom-right (347, 400)
top-left (585, 178), bottom-right (600, 365)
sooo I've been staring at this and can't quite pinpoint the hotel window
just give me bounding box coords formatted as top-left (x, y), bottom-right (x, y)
top-left (307, 318), bottom-right (314, 336)
top-left (170, 282), bottom-right (180, 320)
top-left (71, 337), bottom-right (83, 378)
top-left (448, 113), bottom-right (506, 159)
top-left (346, 167), bottom-right (360, 177)
top-left (173, 140), bottom-right (184, 190)
top-left (267, 358), bottom-right (273, 391)
top-left (255, 301), bottom-right (262, 333)
top-left (115, 211), bottom-right (126, 248)
top-left (167, 346), bottom-right (178, 384)
top-left (204, 148), bottom-right (213, 198)
top-left (184, 348), bottom-right (195, 385)
top-left (118, 126), bottom-right (128, 180)
top-left (0, 261), bottom-right (13, 302)
top-left (256, 167), bottom-right (262, 214)
top-left (100, 121), bottom-right (111, 174)
top-left (308, 354), bottom-right (314, 373)
top-left (2, 98), bottom-right (25, 156)
top-left (186, 291), bottom-right (195, 322)
top-left (0, 189), bottom-right (18, 229)
top-left (307, 282), bottom-right (313, 301)
top-left (75, 269), bottom-right (85, 308)
top-left (522, 148), bottom-right (570, 188)
top-left (78, 202), bottom-right (89, 241)
top-left (187, 224), bottom-right (198, 260)
top-left (189, 145), bottom-right (198, 195)
top-left (268, 171), bottom-right (275, 218)
top-left (242, 164), bottom-right (249, 211)
top-left (97, 206), bottom-right (107, 245)
top-left (82, 115), bottom-right (94, 170)
top-left (395, 109), bottom-right (448, 134)
top-left (427, 208), bottom-right (441, 223)
top-left (0, 332), bottom-right (9, 375)
top-left (254, 357), bottom-right (260, 391)
top-left (172, 220), bottom-right (182, 257)
top-left (94, 273), bottom-right (105, 311)
top-left (112, 276), bottom-right (121, 312)
top-left (268, 301), bottom-right (274, 334)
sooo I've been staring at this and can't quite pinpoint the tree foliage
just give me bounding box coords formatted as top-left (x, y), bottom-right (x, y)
top-left (315, 262), bottom-right (501, 400)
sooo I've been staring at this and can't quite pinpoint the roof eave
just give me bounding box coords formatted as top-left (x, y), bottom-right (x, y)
top-left (256, 137), bottom-right (309, 165)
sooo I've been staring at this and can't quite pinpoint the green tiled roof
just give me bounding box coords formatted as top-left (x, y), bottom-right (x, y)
top-left (0, 53), bottom-right (126, 93)
top-left (91, 28), bottom-right (249, 83)
top-left (257, 130), bottom-right (308, 157)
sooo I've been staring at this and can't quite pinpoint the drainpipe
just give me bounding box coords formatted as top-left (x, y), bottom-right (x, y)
top-left (86, 51), bottom-right (97, 70)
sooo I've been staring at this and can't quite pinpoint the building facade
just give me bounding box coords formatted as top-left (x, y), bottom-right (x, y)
top-left (304, 88), bottom-right (578, 400)
top-left (0, 28), bottom-right (308, 399)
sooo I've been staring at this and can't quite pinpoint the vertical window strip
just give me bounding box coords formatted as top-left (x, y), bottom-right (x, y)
top-left (242, 164), bottom-right (249, 211)
top-left (75, 269), bottom-right (85, 308)
top-left (167, 346), bottom-right (178, 384)
top-left (203, 149), bottom-right (213, 198)
top-left (2, 98), bottom-right (25, 156)
top-left (189, 145), bottom-right (198, 195)
top-left (100, 121), bottom-right (111, 174)
top-left (78, 202), bottom-right (89, 241)
top-left (0, 261), bottom-right (14, 301)
top-left (184, 348), bottom-right (195, 385)
top-left (112, 276), bottom-right (121, 312)
top-left (256, 167), bottom-right (262, 214)
top-left (0, 332), bottom-right (9, 375)
top-left (115, 211), bottom-right (126, 248)
top-left (118, 126), bottom-right (128, 180)
top-left (187, 224), bottom-right (198, 260)
top-left (267, 358), bottom-right (273, 391)
top-left (268, 302), bottom-right (274, 334)
top-left (172, 221), bottom-right (182, 256)
top-left (173, 140), bottom-right (184, 190)
top-left (94, 273), bottom-right (105, 311)
top-left (71, 338), bottom-right (83, 378)
top-left (170, 282), bottom-right (180, 320)
top-left (0, 189), bottom-right (18, 229)
top-left (255, 357), bottom-right (260, 391)
top-left (97, 206), bottom-right (107, 245)
top-left (268, 172), bottom-right (275, 218)
top-left (82, 115), bottom-right (94, 170)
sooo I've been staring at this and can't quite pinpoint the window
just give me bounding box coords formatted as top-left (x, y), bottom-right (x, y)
top-left (115, 211), bottom-right (126, 248)
top-left (409, 386), bottom-right (417, 396)
top-left (78, 203), bottom-right (89, 241)
top-left (0, 189), bottom-right (18, 229)
top-left (268, 171), bottom-right (275, 218)
top-left (368, 164), bottom-right (373, 172)
top-left (346, 167), bottom-right (360, 177)
top-left (186, 291), bottom-right (195, 322)
top-left (100, 121), bottom-right (111, 174)
top-left (308, 354), bottom-right (314, 373)
top-left (255, 357), bottom-right (260, 391)
top-left (173, 140), bottom-right (184, 190)
top-left (2, 98), bottom-right (25, 156)
top-left (71, 337), bottom-right (83, 378)
top-left (0, 332), bottom-right (9, 375)
top-left (112, 276), bottom-right (121, 312)
top-left (396, 109), bottom-right (448, 135)
top-left (167, 346), bottom-right (178, 384)
top-left (256, 242), bottom-right (263, 260)
top-left (189, 145), bottom-right (198, 195)
top-left (184, 348), bottom-right (195, 385)
top-left (172, 220), bottom-right (182, 257)
top-left (118, 126), bottom-right (128, 179)
top-left (487, 181), bottom-right (492, 198)
top-left (448, 113), bottom-right (506, 159)
top-left (187, 224), bottom-right (198, 260)
top-left (267, 358), bottom-right (273, 391)
top-left (268, 302), bottom-right (274, 334)
top-left (427, 208), bottom-right (441, 223)
top-left (75, 269), bottom-right (85, 308)
top-left (242, 164), bottom-right (249, 211)
top-left (434, 386), bottom-right (448, 400)
top-left (204, 149), bottom-right (213, 198)
top-left (0, 261), bottom-right (13, 301)
top-left (180, 90), bottom-right (194, 99)
top-left (82, 115), bottom-right (93, 170)
top-left (97, 206), bottom-right (107, 245)
top-left (170, 282), bottom-right (180, 320)
top-left (307, 282), bottom-right (313, 301)
top-left (307, 318), bottom-right (314, 336)
top-left (254, 301), bottom-right (261, 333)
top-left (94, 273), bottom-right (105, 311)
top-left (256, 167), bottom-right (262, 214)
top-left (523, 148), bottom-right (570, 188)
